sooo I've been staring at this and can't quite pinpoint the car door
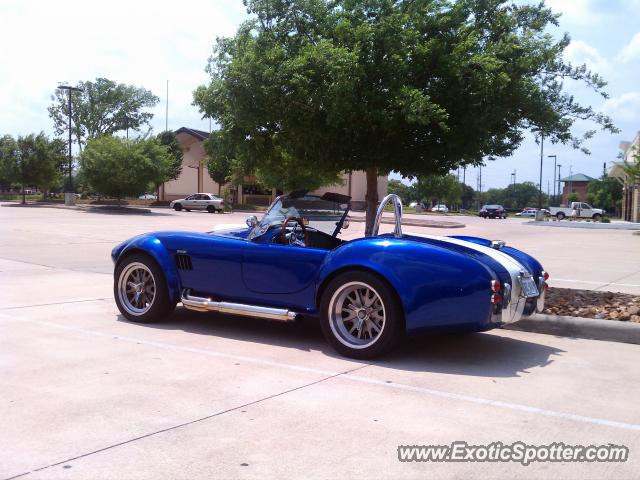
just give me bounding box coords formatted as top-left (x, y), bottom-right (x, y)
top-left (242, 242), bottom-right (328, 296)
top-left (580, 203), bottom-right (593, 218)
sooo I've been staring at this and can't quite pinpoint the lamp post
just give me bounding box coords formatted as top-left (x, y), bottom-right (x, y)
top-left (548, 155), bottom-right (557, 205)
top-left (538, 134), bottom-right (544, 209)
top-left (557, 164), bottom-right (562, 205)
top-left (57, 85), bottom-right (83, 196)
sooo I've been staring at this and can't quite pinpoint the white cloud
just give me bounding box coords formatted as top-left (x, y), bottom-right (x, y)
top-left (602, 92), bottom-right (640, 123)
top-left (0, 0), bottom-right (247, 137)
top-left (563, 40), bottom-right (611, 76)
top-left (619, 32), bottom-right (640, 63)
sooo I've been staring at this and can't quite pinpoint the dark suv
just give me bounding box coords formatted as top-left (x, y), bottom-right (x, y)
top-left (479, 204), bottom-right (507, 219)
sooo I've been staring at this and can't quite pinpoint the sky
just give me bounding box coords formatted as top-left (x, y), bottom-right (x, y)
top-left (0, 0), bottom-right (639, 191)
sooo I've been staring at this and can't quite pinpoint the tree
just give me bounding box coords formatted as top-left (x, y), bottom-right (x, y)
top-left (387, 179), bottom-right (417, 205)
top-left (567, 192), bottom-right (579, 204)
top-left (193, 0), bottom-right (617, 235)
top-left (460, 183), bottom-right (475, 209)
top-left (79, 136), bottom-right (171, 204)
top-left (587, 175), bottom-right (622, 213)
top-left (49, 78), bottom-right (159, 153)
top-left (486, 181), bottom-right (546, 209)
top-left (414, 174), bottom-right (461, 207)
top-left (0, 133), bottom-right (65, 203)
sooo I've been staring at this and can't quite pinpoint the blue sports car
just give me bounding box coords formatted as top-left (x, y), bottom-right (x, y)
top-left (111, 192), bottom-right (547, 358)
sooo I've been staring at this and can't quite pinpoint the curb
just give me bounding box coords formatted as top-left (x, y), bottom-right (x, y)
top-left (504, 313), bottom-right (640, 345)
top-left (2, 202), bottom-right (151, 214)
top-left (524, 220), bottom-right (640, 230)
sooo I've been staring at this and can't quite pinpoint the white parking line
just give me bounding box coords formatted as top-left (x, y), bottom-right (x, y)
top-left (4, 315), bottom-right (639, 432)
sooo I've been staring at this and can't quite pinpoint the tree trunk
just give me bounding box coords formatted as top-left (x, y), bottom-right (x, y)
top-left (218, 183), bottom-right (222, 197)
top-left (364, 167), bottom-right (379, 237)
top-left (21, 184), bottom-right (26, 205)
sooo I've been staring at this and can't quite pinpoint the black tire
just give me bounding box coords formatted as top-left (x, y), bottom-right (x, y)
top-left (207, 205), bottom-right (216, 213)
top-left (319, 271), bottom-right (404, 359)
top-left (114, 253), bottom-right (176, 324)
top-left (556, 212), bottom-right (565, 220)
top-left (592, 213), bottom-right (601, 221)
top-left (173, 203), bottom-right (182, 211)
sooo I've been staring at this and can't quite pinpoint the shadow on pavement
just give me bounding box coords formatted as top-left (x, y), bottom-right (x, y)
top-left (118, 307), bottom-right (564, 378)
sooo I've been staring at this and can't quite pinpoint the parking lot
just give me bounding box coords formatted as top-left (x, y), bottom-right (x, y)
top-left (1, 204), bottom-right (640, 479)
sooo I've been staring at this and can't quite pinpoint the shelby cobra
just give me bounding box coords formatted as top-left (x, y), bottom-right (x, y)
top-left (111, 192), bottom-right (547, 358)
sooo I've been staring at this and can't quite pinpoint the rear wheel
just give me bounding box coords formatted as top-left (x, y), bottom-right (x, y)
top-left (114, 254), bottom-right (175, 323)
top-left (556, 212), bottom-right (565, 220)
top-left (207, 205), bottom-right (216, 213)
top-left (320, 271), bottom-right (403, 359)
top-left (173, 203), bottom-right (182, 211)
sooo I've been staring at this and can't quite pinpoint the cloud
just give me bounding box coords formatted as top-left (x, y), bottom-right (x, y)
top-left (563, 40), bottom-right (611, 76)
top-left (619, 32), bottom-right (640, 63)
top-left (602, 92), bottom-right (640, 123)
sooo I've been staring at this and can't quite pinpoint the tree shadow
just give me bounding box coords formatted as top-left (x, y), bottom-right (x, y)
top-left (117, 307), bottom-right (564, 378)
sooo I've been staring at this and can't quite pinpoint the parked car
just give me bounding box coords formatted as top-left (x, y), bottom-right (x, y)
top-left (549, 202), bottom-right (605, 221)
top-left (431, 204), bottom-right (449, 213)
top-left (479, 205), bottom-right (507, 219)
top-left (170, 193), bottom-right (223, 213)
top-left (112, 192), bottom-right (547, 359)
top-left (139, 193), bottom-right (158, 201)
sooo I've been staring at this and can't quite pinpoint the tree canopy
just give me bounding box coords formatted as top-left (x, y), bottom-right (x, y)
top-left (193, 0), bottom-right (617, 233)
top-left (79, 136), bottom-right (171, 203)
top-left (0, 133), bottom-right (66, 203)
top-left (156, 130), bottom-right (183, 182)
top-left (49, 78), bottom-right (159, 152)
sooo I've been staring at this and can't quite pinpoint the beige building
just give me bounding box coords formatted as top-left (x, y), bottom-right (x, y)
top-left (608, 131), bottom-right (640, 223)
top-left (160, 127), bottom-right (387, 209)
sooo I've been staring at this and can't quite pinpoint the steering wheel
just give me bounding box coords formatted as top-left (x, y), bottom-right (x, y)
top-left (281, 216), bottom-right (309, 247)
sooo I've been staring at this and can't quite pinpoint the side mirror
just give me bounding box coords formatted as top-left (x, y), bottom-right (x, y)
top-left (246, 215), bottom-right (258, 228)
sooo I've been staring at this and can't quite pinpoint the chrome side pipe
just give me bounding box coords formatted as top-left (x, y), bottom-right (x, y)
top-left (181, 290), bottom-right (298, 321)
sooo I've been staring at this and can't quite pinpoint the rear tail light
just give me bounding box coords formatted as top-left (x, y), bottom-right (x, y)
top-left (543, 271), bottom-right (549, 290)
top-left (491, 280), bottom-right (502, 305)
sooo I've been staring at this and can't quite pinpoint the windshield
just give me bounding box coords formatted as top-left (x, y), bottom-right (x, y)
top-left (254, 195), bottom-right (349, 237)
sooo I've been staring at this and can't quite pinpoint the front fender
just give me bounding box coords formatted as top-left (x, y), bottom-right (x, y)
top-left (112, 234), bottom-right (181, 304)
top-left (317, 237), bottom-right (495, 334)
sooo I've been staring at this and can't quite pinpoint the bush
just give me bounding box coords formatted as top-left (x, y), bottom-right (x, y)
top-left (601, 217), bottom-right (611, 223)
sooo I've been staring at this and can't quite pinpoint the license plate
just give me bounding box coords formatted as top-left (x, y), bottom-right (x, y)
top-left (520, 275), bottom-right (539, 298)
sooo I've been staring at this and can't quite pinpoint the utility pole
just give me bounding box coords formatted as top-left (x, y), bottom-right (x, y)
top-left (548, 155), bottom-right (557, 206)
top-left (557, 164), bottom-right (562, 205)
top-left (538, 134), bottom-right (544, 209)
top-left (57, 85), bottom-right (83, 194)
top-left (165, 80), bottom-right (169, 131)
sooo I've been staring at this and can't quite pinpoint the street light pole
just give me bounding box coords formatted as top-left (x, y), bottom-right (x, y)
top-left (57, 85), bottom-right (83, 192)
top-left (538, 134), bottom-right (544, 208)
top-left (548, 155), bottom-right (557, 205)
top-left (557, 164), bottom-right (562, 205)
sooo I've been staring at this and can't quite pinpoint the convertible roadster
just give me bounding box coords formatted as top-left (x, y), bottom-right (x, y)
top-left (111, 192), bottom-right (547, 358)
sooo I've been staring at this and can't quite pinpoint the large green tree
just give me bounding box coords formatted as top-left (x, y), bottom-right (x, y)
top-left (49, 78), bottom-right (159, 153)
top-left (587, 175), bottom-right (622, 213)
top-left (194, 0), bottom-right (616, 234)
top-left (79, 136), bottom-right (171, 204)
top-left (0, 133), bottom-right (65, 203)
top-left (156, 131), bottom-right (184, 194)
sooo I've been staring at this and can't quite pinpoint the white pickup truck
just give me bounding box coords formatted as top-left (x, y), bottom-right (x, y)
top-left (549, 202), bottom-right (605, 221)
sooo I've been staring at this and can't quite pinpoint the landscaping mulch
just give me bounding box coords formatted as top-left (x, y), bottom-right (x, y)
top-left (543, 287), bottom-right (640, 322)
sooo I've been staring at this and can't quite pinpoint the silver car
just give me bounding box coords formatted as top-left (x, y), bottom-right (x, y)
top-left (170, 193), bottom-right (224, 213)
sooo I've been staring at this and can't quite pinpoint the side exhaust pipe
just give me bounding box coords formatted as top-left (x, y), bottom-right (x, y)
top-left (181, 290), bottom-right (298, 322)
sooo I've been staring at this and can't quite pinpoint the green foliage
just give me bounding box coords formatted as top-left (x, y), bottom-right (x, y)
top-left (79, 136), bottom-right (171, 202)
top-left (49, 78), bottom-right (159, 151)
top-left (156, 131), bottom-right (183, 181)
top-left (460, 183), bottom-right (475, 209)
top-left (567, 192), bottom-right (579, 203)
top-left (485, 181), bottom-right (546, 209)
top-left (193, 0), bottom-right (617, 232)
top-left (587, 175), bottom-right (622, 212)
top-left (414, 174), bottom-right (462, 206)
top-left (0, 133), bottom-right (66, 201)
top-left (387, 179), bottom-right (417, 204)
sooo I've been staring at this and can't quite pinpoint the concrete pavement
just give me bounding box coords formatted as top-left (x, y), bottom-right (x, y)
top-left (1, 204), bottom-right (640, 479)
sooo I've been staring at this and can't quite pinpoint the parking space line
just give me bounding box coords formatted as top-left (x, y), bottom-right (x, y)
top-left (5, 317), bottom-right (640, 432)
top-left (0, 298), bottom-right (110, 311)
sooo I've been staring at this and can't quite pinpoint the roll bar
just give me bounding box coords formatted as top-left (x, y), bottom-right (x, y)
top-left (372, 194), bottom-right (403, 238)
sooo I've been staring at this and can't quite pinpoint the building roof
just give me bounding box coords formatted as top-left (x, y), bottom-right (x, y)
top-left (559, 173), bottom-right (595, 182)
top-left (175, 127), bottom-right (210, 141)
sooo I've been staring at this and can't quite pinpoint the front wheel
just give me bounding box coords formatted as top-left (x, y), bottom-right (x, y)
top-left (320, 271), bottom-right (403, 359)
top-left (114, 254), bottom-right (175, 323)
top-left (592, 213), bottom-right (601, 221)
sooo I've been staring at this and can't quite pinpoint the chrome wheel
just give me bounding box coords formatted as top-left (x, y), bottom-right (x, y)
top-left (117, 262), bottom-right (156, 316)
top-left (328, 281), bottom-right (386, 349)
